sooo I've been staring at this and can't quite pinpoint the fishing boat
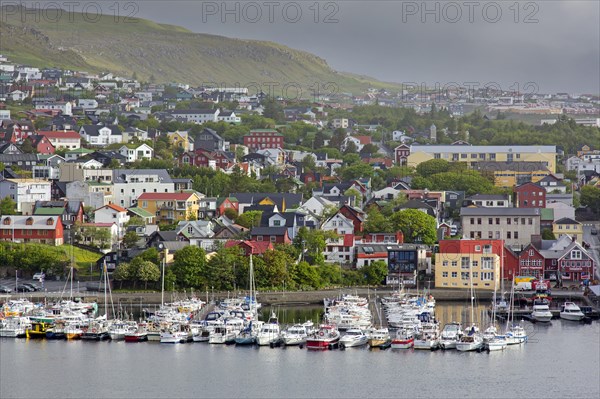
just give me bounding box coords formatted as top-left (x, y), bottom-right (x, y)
top-left (208, 324), bottom-right (236, 344)
top-left (391, 328), bottom-right (414, 349)
top-left (439, 322), bottom-right (462, 350)
top-left (45, 320), bottom-right (66, 340)
top-left (26, 321), bottom-right (51, 339)
top-left (82, 319), bottom-right (110, 341)
top-left (368, 327), bottom-right (391, 348)
top-left (281, 321), bottom-right (314, 346)
top-left (160, 323), bottom-right (189, 344)
top-left (109, 321), bottom-right (137, 341)
top-left (124, 325), bottom-right (148, 342)
top-left (306, 325), bottom-right (340, 350)
top-left (65, 322), bottom-right (85, 340)
top-left (339, 328), bottom-right (369, 348)
top-left (531, 303), bottom-right (553, 323)
top-left (560, 302), bottom-right (585, 321)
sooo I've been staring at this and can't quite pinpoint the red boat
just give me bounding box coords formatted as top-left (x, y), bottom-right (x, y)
top-left (124, 330), bottom-right (148, 343)
top-left (306, 325), bottom-right (340, 350)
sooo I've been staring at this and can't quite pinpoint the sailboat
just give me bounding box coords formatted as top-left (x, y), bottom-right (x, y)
top-left (483, 248), bottom-right (507, 351)
top-left (503, 280), bottom-right (527, 345)
top-left (82, 261), bottom-right (113, 341)
top-left (456, 256), bottom-right (483, 352)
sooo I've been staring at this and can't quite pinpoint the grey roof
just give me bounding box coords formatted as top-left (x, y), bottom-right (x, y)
top-left (112, 169), bottom-right (173, 183)
top-left (466, 194), bottom-right (511, 201)
top-left (356, 244), bottom-right (403, 254)
top-left (410, 144), bottom-right (557, 153)
top-left (171, 109), bottom-right (217, 115)
top-left (80, 124), bottom-right (122, 136)
top-left (0, 153), bottom-right (38, 163)
top-left (231, 193), bottom-right (303, 209)
top-left (554, 217), bottom-right (580, 225)
top-left (460, 207), bottom-right (541, 216)
top-left (250, 226), bottom-right (288, 236)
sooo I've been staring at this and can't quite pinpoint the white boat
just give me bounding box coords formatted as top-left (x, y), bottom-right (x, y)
top-left (208, 325), bottom-right (236, 344)
top-left (440, 322), bottom-right (462, 350)
top-left (108, 321), bottom-right (137, 341)
top-left (391, 328), bottom-right (414, 349)
top-left (281, 321), bottom-right (313, 346)
top-left (160, 324), bottom-right (189, 344)
top-left (255, 322), bottom-right (281, 346)
top-left (531, 304), bottom-right (553, 323)
top-left (414, 322), bottom-right (440, 350)
top-left (486, 336), bottom-right (508, 351)
top-left (455, 332), bottom-right (484, 352)
top-left (505, 324), bottom-right (527, 345)
top-left (339, 328), bottom-right (369, 348)
top-left (560, 302), bottom-right (585, 321)
top-left (0, 317), bottom-right (30, 338)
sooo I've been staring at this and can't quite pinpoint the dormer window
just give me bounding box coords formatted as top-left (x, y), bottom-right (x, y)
top-left (26, 217), bottom-right (34, 225)
top-left (3, 217), bottom-right (11, 225)
top-left (46, 218), bottom-right (54, 225)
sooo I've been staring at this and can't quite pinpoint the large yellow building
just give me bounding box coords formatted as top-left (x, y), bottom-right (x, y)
top-left (552, 217), bottom-right (583, 244)
top-left (407, 144), bottom-right (557, 174)
top-left (435, 239), bottom-right (504, 291)
top-left (473, 161), bottom-right (551, 188)
top-left (137, 192), bottom-right (201, 224)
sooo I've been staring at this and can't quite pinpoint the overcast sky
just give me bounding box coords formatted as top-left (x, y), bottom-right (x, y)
top-left (30, 1), bottom-right (600, 94)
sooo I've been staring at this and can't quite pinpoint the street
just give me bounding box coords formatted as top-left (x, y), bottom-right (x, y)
top-left (582, 222), bottom-right (600, 281)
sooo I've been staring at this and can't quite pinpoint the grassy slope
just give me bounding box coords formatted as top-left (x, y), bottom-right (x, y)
top-left (1, 8), bottom-right (400, 94)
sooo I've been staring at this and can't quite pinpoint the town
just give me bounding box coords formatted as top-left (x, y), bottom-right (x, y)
top-left (0, 53), bottom-right (598, 302)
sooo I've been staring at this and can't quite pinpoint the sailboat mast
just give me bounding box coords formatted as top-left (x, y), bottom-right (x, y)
top-left (161, 254), bottom-right (165, 308)
top-left (104, 259), bottom-right (108, 318)
top-left (470, 257), bottom-right (474, 325)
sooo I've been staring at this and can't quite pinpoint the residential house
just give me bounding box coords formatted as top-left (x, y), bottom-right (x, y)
top-left (386, 244), bottom-right (429, 286)
top-left (434, 239), bottom-right (503, 291)
top-left (515, 182), bottom-right (546, 208)
top-left (122, 126), bottom-right (149, 142)
top-left (324, 234), bottom-right (355, 265)
top-left (231, 193), bottom-right (303, 214)
top-left (356, 244), bottom-right (404, 269)
top-left (463, 194), bottom-right (512, 208)
top-left (336, 205), bottom-right (366, 234)
top-left (216, 196), bottom-right (239, 216)
top-left (537, 174), bottom-right (567, 193)
top-left (546, 201), bottom-right (575, 222)
top-left (299, 195), bottom-right (336, 217)
top-left (460, 207), bottom-right (541, 249)
top-left (35, 101), bottom-right (72, 116)
top-left (341, 135), bottom-right (371, 152)
top-left (194, 128), bottom-right (225, 152)
top-left (167, 131), bottom-right (193, 151)
top-left (65, 148), bottom-right (93, 161)
top-left (171, 109), bottom-right (220, 124)
top-left (112, 169), bottom-right (175, 208)
top-left (198, 197), bottom-right (218, 219)
top-left (66, 180), bottom-right (113, 210)
top-left (37, 130), bottom-right (81, 150)
top-left (28, 135), bottom-right (55, 155)
top-left (552, 217), bottom-right (583, 244)
top-left (249, 226), bottom-right (291, 244)
top-left (0, 215), bottom-right (64, 245)
top-left (94, 203), bottom-right (130, 236)
top-left (243, 129), bottom-right (284, 152)
top-left (217, 110), bottom-right (241, 123)
top-left (0, 178), bottom-right (52, 212)
top-left (33, 200), bottom-right (84, 228)
top-left (176, 220), bottom-right (217, 251)
top-left (224, 240), bottom-right (274, 256)
top-left (0, 153), bottom-right (38, 170)
top-left (137, 192), bottom-right (202, 224)
top-left (118, 143), bottom-right (154, 163)
top-left (79, 124), bottom-right (123, 146)
top-left (320, 212), bottom-right (353, 235)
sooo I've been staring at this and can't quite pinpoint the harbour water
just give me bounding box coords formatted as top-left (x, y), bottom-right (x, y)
top-left (1, 303), bottom-right (599, 399)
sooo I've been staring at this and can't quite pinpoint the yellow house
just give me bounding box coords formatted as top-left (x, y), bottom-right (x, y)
top-left (137, 192), bottom-right (201, 224)
top-left (473, 161), bottom-right (551, 188)
top-left (167, 131), bottom-right (192, 151)
top-left (407, 144), bottom-right (557, 174)
top-left (434, 239), bottom-right (504, 291)
top-left (552, 217), bottom-right (583, 244)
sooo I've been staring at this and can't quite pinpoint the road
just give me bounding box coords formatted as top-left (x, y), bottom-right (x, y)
top-left (582, 222), bottom-right (600, 281)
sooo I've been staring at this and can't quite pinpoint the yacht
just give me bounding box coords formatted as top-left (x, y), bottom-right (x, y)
top-left (160, 323), bottom-right (189, 344)
top-left (505, 324), bottom-right (527, 345)
top-left (255, 322), bottom-right (281, 346)
top-left (414, 323), bottom-right (440, 350)
top-left (440, 322), bottom-right (462, 350)
top-left (339, 329), bottom-right (369, 348)
top-left (455, 325), bottom-right (483, 352)
top-left (486, 336), bottom-right (508, 351)
top-left (531, 303), bottom-right (553, 323)
top-left (0, 317), bottom-right (30, 338)
top-left (560, 302), bottom-right (585, 321)
top-left (109, 321), bottom-right (137, 341)
top-left (281, 322), bottom-right (313, 346)
top-left (208, 324), bottom-right (236, 344)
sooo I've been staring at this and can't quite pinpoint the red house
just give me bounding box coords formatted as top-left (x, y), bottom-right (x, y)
top-left (394, 144), bottom-right (410, 166)
top-left (0, 215), bottom-right (64, 245)
top-left (243, 129), bottom-right (284, 151)
top-left (518, 244), bottom-right (546, 279)
top-left (515, 182), bottom-right (546, 208)
top-left (224, 240), bottom-right (274, 256)
top-left (337, 205), bottom-right (366, 234)
top-left (249, 226), bottom-right (291, 244)
top-left (503, 246), bottom-right (519, 280)
top-left (217, 197), bottom-right (239, 216)
top-left (29, 135), bottom-right (56, 155)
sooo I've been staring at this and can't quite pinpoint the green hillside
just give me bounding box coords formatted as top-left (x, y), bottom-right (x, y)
top-left (0, 7), bottom-right (400, 94)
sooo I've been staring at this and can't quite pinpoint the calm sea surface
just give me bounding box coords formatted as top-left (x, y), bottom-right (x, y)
top-left (1, 303), bottom-right (599, 399)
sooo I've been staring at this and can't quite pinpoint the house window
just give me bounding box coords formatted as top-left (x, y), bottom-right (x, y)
top-left (442, 272), bottom-right (448, 278)
top-left (451, 272), bottom-right (457, 278)
top-left (507, 231), bottom-right (511, 239)
top-left (571, 250), bottom-right (582, 259)
top-left (451, 261), bottom-right (458, 267)
top-left (472, 260), bottom-right (478, 267)
top-left (274, 220), bottom-right (281, 227)
top-left (270, 236), bottom-right (277, 243)
top-left (514, 231), bottom-right (519, 239)
top-left (256, 236), bottom-right (263, 241)
top-left (475, 245), bottom-right (481, 252)
top-left (461, 272), bottom-right (470, 280)
top-left (442, 261), bottom-right (449, 267)
top-left (529, 250), bottom-right (534, 256)
top-left (461, 257), bottom-right (470, 269)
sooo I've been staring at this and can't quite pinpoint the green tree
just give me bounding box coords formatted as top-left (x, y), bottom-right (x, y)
top-left (330, 128), bottom-right (347, 150)
top-left (0, 196), bottom-right (16, 215)
top-left (344, 188), bottom-right (363, 207)
top-left (20, 138), bottom-right (35, 154)
top-left (362, 260), bottom-right (388, 285)
top-left (171, 246), bottom-right (207, 288)
top-left (262, 97), bottom-right (285, 123)
top-left (136, 260), bottom-right (161, 289)
top-left (343, 140), bottom-right (358, 154)
top-left (138, 247), bottom-right (161, 265)
top-left (541, 228), bottom-right (556, 240)
top-left (580, 185), bottom-right (600, 214)
top-left (113, 262), bottom-right (132, 289)
top-left (390, 209), bottom-right (437, 245)
top-left (235, 210), bottom-right (263, 228)
top-left (289, 261), bottom-right (321, 290)
top-left (416, 159), bottom-right (451, 177)
top-left (364, 206), bottom-right (393, 233)
top-left (122, 231), bottom-right (140, 248)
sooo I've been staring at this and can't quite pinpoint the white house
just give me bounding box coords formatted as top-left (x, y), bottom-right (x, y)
top-left (217, 110), bottom-right (241, 123)
top-left (122, 127), bottom-right (149, 142)
top-left (0, 110), bottom-right (11, 120)
top-left (38, 130), bottom-right (81, 150)
top-left (372, 187), bottom-right (402, 201)
top-left (176, 220), bottom-right (217, 250)
top-left (171, 109), bottom-right (220, 124)
top-left (321, 213), bottom-right (355, 235)
top-left (0, 179), bottom-right (52, 212)
top-left (94, 203), bottom-right (130, 237)
top-left (112, 169), bottom-right (174, 207)
top-left (118, 144), bottom-right (154, 163)
top-left (8, 90), bottom-right (28, 102)
top-left (299, 195), bottom-right (336, 217)
top-left (35, 101), bottom-right (73, 115)
top-left (78, 99), bottom-right (98, 109)
top-left (79, 125), bottom-right (123, 146)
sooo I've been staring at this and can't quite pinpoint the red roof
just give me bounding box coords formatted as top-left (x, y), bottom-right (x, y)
top-left (224, 240), bottom-right (274, 255)
top-left (37, 130), bottom-right (81, 139)
top-left (137, 192), bottom-right (196, 201)
top-left (354, 135), bottom-right (372, 145)
top-left (103, 203), bottom-right (127, 213)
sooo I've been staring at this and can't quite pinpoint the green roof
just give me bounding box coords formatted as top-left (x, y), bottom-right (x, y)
top-left (540, 208), bottom-right (554, 221)
top-left (87, 181), bottom-right (112, 186)
top-left (127, 207), bottom-right (154, 218)
top-left (66, 148), bottom-right (94, 154)
top-left (33, 207), bottom-right (64, 215)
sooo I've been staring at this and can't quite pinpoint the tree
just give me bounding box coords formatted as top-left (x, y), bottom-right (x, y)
top-left (364, 206), bottom-right (393, 233)
top-left (360, 143), bottom-right (380, 155)
top-left (541, 228), bottom-right (556, 240)
top-left (580, 185), bottom-right (600, 214)
top-left (390, 209), bottom-right (437, 245)
top-left (20, 138), bottom-right (35, 154)
top-left (0, 196), bottom-right (16, 215)
top-left (136, 260), bottom-right (161, 289)
top-left (108, 159), bottom-right (121, 169)
top-left (330, 128), bottom-right (347, 150)
top-left (344, 188), bottom-right (362, 207)
top-left (171, 246), bottom-right (207, 288)
top-left (416, 159), bottom-right (451, 177)
top-left (262, 97), bottom-right (285, 123)
top-left (138, 247), bottom-right (161, 265)
top-left (235, 210), bottom-right (263, 228)
top-left (113, 262), bottom-right (132, 289)
top-left (125, 216), bottom-right (145, 226)
top-left (122, 231), bottom-right (140, 249)
top-left (363, 260), bottom-right (388, 285)
top-left (343, 140), bottom-right (358, 154)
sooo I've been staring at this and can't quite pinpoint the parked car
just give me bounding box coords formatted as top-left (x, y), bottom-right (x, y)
top-left (32, 272), bottom-right (46, 281)
top-left (0, 285), bottom-right (12, 293)
top-left (22, 282), bottom-right (41, 291)
top-left (15, 285), bottom-right (34, 292)
top-left (591, 227), bottom-right (598, 236)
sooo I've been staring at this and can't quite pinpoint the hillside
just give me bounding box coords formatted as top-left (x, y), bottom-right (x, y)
top-left (0, 8), bottom-right (399, 94)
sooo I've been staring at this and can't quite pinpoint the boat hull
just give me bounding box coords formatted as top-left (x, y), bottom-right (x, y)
top-left (440, 339), bottom-right (457, 350)
top-left (560, 313), bottom-right (584, 321)
top-left (413, 339), bottom-right (439, 350)
top-left (531, 314), bottom-right (553, 323)
top-left (456, 341), bottom-right (483, 352)
top-left (391, 338), bottom-right (414, 349)
top-left (124, 334), bottom-right (148, 343)
top-left (282, 336), bottom-right (306, 346)
top-left (306, 337), bottom-right (339, 350)
top-left (487, 340), bottom-right (507, 351)
top-left (160, 333), bottom-right (187, 344)
top-left (340, 337), bottom-right (368, 348)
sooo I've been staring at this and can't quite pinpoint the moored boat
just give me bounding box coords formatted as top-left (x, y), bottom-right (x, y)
top-left (306, 325), bottom-right (340, 350)
top-left (391, 328), bottom-right (414, 349)
top-left (339, 328), bottom-right (368, 348)
top-left (559, 302), bottom-right (585, 321)
top-left (531, 303), bottom-right (553, 323)
top-left (281, 321), bottom-right (313, 346)
top-left (26, 321), bottom-right (51, 339)
top-left (368, 328), bottom-right (391, 348)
